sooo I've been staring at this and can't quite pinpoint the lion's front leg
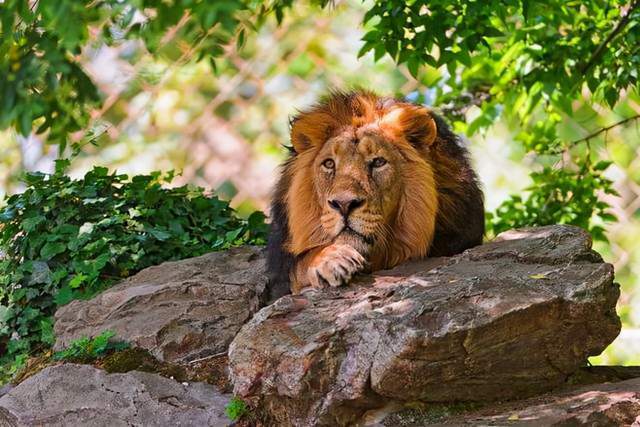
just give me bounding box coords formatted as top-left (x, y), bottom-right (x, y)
top-left (291, 244), bottom-right (367, 293)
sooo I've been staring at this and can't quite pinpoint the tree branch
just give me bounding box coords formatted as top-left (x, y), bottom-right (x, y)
top-left (543, 114), bottom-right (640, 155)
top-left (580, 0), bottom-right (640, 75)
top-left (570, 114), bottom-right (640, 145)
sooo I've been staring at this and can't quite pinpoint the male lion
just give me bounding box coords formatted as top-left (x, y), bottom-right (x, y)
top-left (266, 90), bottom-right (484, 300)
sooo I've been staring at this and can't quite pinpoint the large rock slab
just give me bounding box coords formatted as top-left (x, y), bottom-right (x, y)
top-left (55, 246), bottom-right (266, 363)
top-left (0, 364), bottom-right (230, 426)
top-left (378, 376), bottom-right (640, 426)
top-left (229, 225), bottom-right (621, 426)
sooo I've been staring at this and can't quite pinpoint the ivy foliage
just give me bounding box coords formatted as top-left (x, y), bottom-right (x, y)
top-left (357, 0), bottom-right (639, 238)
top-left (0, 163), bottom-right (267, 377)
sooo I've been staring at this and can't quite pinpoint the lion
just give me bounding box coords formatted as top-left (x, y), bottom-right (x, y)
top-left (265, 90), bottom-right (484, 300)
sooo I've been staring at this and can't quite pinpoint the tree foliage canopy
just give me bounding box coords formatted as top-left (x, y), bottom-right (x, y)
top-left (0, 0), bottom-right (299, 151)
top-left (2, 0), bottom-right (638, 239)
top-left (358, 0), bottom-right (639, 238)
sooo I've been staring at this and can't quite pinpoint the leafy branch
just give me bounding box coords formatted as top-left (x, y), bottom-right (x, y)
top-left (0, 0), bottom-right (305, 148)
top-left (580, 0), bottom-right (640, 75)
top-left (357, 0), bottom-right (639, 239)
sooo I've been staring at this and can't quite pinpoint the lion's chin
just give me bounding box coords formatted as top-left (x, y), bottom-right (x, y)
top-left (334, 229), bottom-right (373, 256)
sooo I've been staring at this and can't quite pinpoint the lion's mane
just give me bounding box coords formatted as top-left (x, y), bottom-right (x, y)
top-left (265, 90), bottom-right (484, 301)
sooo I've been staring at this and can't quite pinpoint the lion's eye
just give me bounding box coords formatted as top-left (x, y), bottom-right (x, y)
top-left (321, 159), bottom-right (335, 170)
top-left (370, 157), bottom-right (387, 168)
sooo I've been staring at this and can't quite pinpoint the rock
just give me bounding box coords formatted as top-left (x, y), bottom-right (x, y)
top-left (55, 246), bottom-right (266, 363)
top-left (0, 385), bottom-right (12, 399)
top-left (568, 365), bottom-right (640, 387)
top-left (0, 364), bottom-right (230, 426)
top-left (228, 225), bottom-right (621, 426)
top-left (379, 376), bottom-right (640, 426)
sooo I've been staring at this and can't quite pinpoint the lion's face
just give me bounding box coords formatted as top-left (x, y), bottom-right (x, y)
top-left (284, 92), bottom-right (440, 270)
top-left (313, 127), bottom-right (404, 255)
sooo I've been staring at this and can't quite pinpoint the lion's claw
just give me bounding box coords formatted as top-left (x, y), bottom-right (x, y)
top-left (308, 243), bottom-right (366, 289)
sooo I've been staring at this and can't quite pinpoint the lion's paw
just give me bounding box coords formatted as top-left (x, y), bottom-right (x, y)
top-left (308, 243), bottom-right (367, 289)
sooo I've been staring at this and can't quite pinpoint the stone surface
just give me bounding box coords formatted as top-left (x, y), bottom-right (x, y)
top-left (0, 364), bottom-right (230, 427)
top-left (55, 246), bottom-right (266, 363)
top-left (378, 377), bottom-right (640, 426)
top-left (228, 225), bottom-right (621, 426)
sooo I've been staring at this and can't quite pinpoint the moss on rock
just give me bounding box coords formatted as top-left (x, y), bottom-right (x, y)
top-left (100, 348), bottom-right (187, 382)
top-left (381, 402), bottom-right (485, 426)
top-left (12, 347), bottom-right (232, 390)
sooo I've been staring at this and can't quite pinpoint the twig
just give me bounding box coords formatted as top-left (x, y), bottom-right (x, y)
top-left (569, 114), bottom-right (640, 146)
top-left (187, 351), bottom-right (227, 364)
top-left (542, 114), bottom-right (640, 156)
top-left (15, 0), bottom-right (39, 28)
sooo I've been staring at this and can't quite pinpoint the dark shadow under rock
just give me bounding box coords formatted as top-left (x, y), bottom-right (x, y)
top-left (377, 376), bottom-right (640, 426)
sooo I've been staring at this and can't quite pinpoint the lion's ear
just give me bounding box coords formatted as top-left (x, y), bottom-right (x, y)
top-left (290, 128), bottom-right (312, 153)
top-left (381, 105), bottom-right (437, 148)
top-left (290, 112), bottom-right (336, 153)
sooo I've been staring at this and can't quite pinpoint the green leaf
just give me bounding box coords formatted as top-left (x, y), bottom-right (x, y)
top-left (604, 88), bottom-right (619, 108)
top-left (55, 159), bottom-right (71, 174)
top-left (90, 330), bottom-right (115, 356)
top-left (40, 318), bottom-right (55, 346)
top-left (529, 273), bottom-right (549, 280)
top-left (0, 208), bottom-right (16, 222)
top-left (225, 228), bottom-right (243, 242)
top-left (0, 161), bottom-right (268, 372)
top-left (522, 0), bottom-right (530, 21)
top-left (593, 160), bottom-right (612, 171)
top-left (40, 242), bottom-right (67, 260)
top-left (147, 227), bottom-right (172, 241)
top-left (0, 306), bottom-right (13, 324)
top-left (28, 261), bottom-right (52, 285)
top-left (21, 216), bottom-right (45, 232)
top-left (225, 397), bottom-right (249, 421)
top-left (54, 286), bottom-right (75, 307)
top-left (18, 110), bottom-right (32, 136)
top-left (68, 273), bottom-right (88, 289)
top-left (407, 56), bottom-right (420, 79)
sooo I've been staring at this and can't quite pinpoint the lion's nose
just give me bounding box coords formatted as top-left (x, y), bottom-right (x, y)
top-left (328, 196), bottom-right (364, 217)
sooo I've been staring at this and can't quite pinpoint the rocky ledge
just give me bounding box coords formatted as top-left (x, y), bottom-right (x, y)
top-left (229, 225), bottom-right (621, 426)
top-left (0, 225), bottom-right (628, 426)
top-left (54, 246), bottom-right (267, 363)
top-left (378, 370), bottom-right (640, 426)
top-left (0, 364), bottom-right (230, 426)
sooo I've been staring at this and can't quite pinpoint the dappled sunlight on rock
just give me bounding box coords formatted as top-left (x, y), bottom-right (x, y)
top-left (229, 225), bottom-right (621, 425)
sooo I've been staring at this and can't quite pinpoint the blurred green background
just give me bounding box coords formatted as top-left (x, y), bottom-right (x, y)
top-left (1, 1), bottom-right (638, 364)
